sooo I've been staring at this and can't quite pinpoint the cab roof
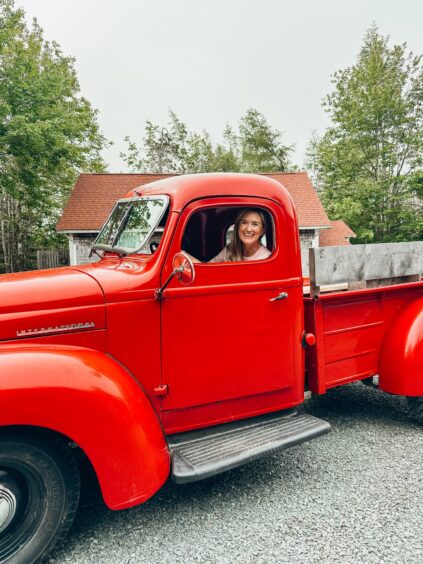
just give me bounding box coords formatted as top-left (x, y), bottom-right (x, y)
top-left (125, 173), bottom-right (296, 214)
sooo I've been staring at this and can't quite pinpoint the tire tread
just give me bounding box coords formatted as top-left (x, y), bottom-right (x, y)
top-left (407, 397), bottom-right (423, 425)
top-left (0, 431), bottom-right (80, 564)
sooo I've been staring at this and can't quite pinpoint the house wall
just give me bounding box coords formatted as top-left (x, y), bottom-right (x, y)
top-left (299, 229), bottom-right (319, 249)
top-left (299, 229), bottom-right (320, 277)
top-left (68, 234), bottom-right (99, 266)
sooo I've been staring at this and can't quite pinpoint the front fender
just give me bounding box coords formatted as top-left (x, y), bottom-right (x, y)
top-left (379, 297), bottom-right (423, 396)
top-left (0, 344), bottom-right (170, 509)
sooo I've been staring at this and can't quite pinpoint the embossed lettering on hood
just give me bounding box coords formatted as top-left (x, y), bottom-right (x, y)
top-left (16, 321), bottom-right (96, 337)
top-left (0, 268), bottom-right (105, 342)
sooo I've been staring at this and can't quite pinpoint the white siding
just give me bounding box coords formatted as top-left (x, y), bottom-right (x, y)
top-left (68, 234), bottom-right (99, 265)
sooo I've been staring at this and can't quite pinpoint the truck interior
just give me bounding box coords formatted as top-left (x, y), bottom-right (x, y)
top-left (181, 206), bottom-right (274, 262)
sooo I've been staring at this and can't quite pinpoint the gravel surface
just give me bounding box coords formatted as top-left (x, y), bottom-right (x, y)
top-left (50, 383), bottom-right (423, 564)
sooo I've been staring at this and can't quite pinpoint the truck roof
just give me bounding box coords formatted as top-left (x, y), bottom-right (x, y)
top-left (125, 173), bottom-right (296, 214)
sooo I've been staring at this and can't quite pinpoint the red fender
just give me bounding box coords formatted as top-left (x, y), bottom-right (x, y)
top-left (379, 297), bottom-right (423, 396)
top-left (0, 344), bottom-right (170, 509)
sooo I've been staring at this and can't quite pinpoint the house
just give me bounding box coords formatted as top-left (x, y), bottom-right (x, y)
top-left (57, 172), bottom-right (352, 265)
top-left (319, 220), bottom-right (356, 246)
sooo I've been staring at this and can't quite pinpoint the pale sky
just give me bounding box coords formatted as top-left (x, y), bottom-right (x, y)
top-left (18, 0), bottom-right (423, 172)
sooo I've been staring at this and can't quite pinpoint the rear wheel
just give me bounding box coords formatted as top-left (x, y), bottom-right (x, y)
top-left (406, 397), bottom-right (423, 425)
top-left (0, 432), bottom-right (80, 563)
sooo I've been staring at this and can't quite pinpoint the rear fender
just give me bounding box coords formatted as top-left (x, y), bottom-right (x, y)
top-left (379, 297), bottom-right (423, 396)
top-left (0, 344), bottom-right (170, 509)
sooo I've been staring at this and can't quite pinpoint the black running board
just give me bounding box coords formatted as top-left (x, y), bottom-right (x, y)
top-left (167, 410), bottom-right (331, 484)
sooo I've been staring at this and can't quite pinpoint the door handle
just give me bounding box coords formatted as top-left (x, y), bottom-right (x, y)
top-left (269, 292), bottom-right (288, 302)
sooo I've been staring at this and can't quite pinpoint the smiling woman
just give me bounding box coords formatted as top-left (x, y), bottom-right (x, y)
top-left (210, 208), bottom-right (271, 262)
top-left (182, 206), bottom-right (273, 264)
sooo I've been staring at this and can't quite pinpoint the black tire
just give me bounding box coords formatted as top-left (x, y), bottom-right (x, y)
top-left (361, 376), bottom-right (375, 387)
top-left (0, 432), bottom-right (80, 564)
top-left (406, 397), bottom-right (423, 425)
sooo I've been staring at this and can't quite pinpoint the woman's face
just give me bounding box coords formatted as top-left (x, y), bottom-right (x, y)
top-left (237, 212), bottom-right (265, 250)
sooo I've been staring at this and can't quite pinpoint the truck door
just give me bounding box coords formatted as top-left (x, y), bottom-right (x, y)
top-left (160, 198), bottom-right (304, 426)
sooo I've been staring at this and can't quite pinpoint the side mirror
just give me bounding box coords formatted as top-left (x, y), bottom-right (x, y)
top-left (155, 252), bottom-right (195, 300)
top-left (172, 252), bottom-right (195, 285)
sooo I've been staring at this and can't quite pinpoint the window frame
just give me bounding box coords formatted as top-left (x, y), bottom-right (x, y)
top-left (180, 201), bottom-right (276, 265)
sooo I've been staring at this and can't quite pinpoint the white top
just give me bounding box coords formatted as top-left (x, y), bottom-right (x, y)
top-left (209, 245), bottom-right (271, 263)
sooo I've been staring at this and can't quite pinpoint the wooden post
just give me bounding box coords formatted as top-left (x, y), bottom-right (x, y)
top-left (308, 247), bottom-right (320, 298)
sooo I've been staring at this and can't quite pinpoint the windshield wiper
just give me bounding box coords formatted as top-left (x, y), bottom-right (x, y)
top-left (89, 244), bottom-right (129, 258)
top-left (90, 203), bottom-right (134, 258)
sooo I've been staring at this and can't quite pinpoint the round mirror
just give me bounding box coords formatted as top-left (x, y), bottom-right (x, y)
top-left (172, 252), bottom-right (195, 286)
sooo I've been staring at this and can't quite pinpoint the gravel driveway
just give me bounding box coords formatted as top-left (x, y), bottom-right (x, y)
top-left (50, 383), bottom-right (423, 564)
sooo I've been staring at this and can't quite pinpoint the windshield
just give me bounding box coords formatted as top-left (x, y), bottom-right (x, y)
top-left (93, 195), bottom-right (169, 254)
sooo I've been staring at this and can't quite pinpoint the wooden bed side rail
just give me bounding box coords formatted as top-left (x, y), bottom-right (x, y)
top-left (307, 241), bottom-right (423, 297)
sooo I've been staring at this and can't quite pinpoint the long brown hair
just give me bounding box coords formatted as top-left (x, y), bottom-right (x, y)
top-left (227, 208), bottom-right (267, 261)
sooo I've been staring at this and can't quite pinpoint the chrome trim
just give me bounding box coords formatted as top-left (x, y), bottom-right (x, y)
top-left (16, 321), bottom-right (96, 337)
top-left (269, 292), bottom-right (288, 302)
top-left (0, 486), bottom-right (16, 532)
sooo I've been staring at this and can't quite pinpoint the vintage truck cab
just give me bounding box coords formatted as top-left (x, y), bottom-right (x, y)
top-left (0, 173), bottom-right (421, 563)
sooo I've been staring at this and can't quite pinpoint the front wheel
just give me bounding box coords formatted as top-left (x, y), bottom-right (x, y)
top-left (406, 397), bottom-right (423, 425)
top-left (0, 432), bottom-right (80, 563)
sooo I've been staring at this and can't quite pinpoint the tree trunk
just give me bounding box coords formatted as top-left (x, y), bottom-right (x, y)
top-left (0, 192), bottom-right (23, 273)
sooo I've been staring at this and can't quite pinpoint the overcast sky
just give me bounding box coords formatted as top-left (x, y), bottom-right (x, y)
top-left (18, 0), bottom-right (423, 172)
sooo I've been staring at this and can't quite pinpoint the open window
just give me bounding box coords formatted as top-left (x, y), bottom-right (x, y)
top-left (182, 205), bottom-right (274, 263)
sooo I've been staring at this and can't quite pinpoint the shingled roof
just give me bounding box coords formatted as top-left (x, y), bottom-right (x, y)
top-left (319, 220), bottom-right (356, 246)
top-left (266, 172), bottom-right (330, 229)
top-left (57, 172), bottom-right (330, 232)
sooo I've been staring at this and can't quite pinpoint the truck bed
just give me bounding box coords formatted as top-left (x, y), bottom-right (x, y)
top-left (304, 281), bottom-right (423, 394)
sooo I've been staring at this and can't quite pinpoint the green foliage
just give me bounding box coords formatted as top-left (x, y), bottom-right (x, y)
top-left (304, 130), bottom-right (322, 191)
top-left (0, 0), bottom-right (108, 272)
top-left (121, 108), bottom-right (293, 175)
top-left (122, 110), bottom-right (214, 174)
top-left (316, 25), bottom-right (423, 243)
top-left (239, 109), bottom-right (293, 173)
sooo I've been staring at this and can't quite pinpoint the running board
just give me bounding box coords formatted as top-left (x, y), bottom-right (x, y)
top-left (167, 410), bottom-right (331, 484)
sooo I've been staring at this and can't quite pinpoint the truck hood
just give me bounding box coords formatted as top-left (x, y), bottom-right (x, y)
top-left (0, 267), bottom-right (105, 342)
top-left (72, 258), bottom-right (155, 303)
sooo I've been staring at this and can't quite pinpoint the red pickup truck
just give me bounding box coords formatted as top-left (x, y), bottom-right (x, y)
top-left (1, 173), bottom-right (422, 563)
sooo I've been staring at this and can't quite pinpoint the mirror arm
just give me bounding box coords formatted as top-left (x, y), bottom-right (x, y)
top-left (89, 247), bottom-right (103, 260)
top-left (155, 266), bottom-right (184, 300)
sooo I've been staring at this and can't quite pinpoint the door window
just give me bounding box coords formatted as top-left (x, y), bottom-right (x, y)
top-left (182, 206), bottom-right (274, 264)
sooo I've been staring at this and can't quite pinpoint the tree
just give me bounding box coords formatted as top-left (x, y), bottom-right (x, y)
top-left (317, 26), bottom-right (423, 243)
top-left (0, 0), bottom-right (108, 272)
top-left (304, 130), bottom-right (322, 192)
top-left (238, 108), bottom-right (293, 173)
top-left (122, 123), bottom-right (178, 174)
top-left (121, 108), bottom-right (293, 175)
top-left (122, 110), bottom-right (211, 173)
